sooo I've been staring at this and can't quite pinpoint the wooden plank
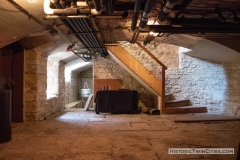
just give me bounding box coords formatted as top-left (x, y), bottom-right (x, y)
top-left (163, 113), bottom-right (240, 122)
top-left (94, 79), bottom-right (122, 97)
top-left (84, 94), bottom-right (93, 111)
top-left (106, 45), bottom-right (162, 96)
top-left (174, 115), bottom-right (240, 122)
top-left (161, 68), bottom-right (166, 113)
top-left (135, 42), bottom-right (167, 113)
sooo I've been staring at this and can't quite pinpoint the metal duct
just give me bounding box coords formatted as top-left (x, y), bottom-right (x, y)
top-left (139, 0), bottom-right (157, 30)
top-left (92, 0), bottom-right (102, 12)
top-left (131, 0), bottom-right (142, 31)
top-left (157, 0), bottom-right (177, 23)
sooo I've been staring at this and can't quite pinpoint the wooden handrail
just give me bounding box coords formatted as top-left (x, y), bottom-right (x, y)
top-left (136, 42), bottom-right (168, 70)
top-left (136, 41), bottom-right (167, 113)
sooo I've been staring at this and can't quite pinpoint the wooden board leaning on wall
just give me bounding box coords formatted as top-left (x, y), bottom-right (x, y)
top-left (93, 79), bottom-right (123, 97)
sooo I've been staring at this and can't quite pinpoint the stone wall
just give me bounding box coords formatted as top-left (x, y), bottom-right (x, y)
top-left (79, 68), bottom-right (93, 98)
top-left (120, 41), bottom-right (240, 116)
top-left (93, 55), bottom-right (154, 108)
top-left (45, 57), bottom-right (65, 116)
top-left (65, 72), bottom-right (79, 104)
top-left (24, 49), bottom-right (47, 121)
top-left (24, 49), bottom-right (65, 121)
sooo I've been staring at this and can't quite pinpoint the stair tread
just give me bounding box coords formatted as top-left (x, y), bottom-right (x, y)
top-left (166, 99), bottom-right (189, 103)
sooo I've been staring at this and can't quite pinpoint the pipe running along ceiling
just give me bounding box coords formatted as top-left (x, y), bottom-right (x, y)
top-left (43, 0), bottom-right (240, 46)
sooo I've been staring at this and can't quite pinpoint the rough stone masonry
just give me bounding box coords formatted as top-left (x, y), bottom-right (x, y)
top-left (120, 41), bottom-right (240, 116)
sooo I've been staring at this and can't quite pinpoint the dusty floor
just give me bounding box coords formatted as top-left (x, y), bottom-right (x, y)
top-left (0, 109), bottom-right (240, 160)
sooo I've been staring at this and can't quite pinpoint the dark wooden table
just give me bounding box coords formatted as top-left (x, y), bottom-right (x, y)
top-left (94, 90), bottom-right (140, 114)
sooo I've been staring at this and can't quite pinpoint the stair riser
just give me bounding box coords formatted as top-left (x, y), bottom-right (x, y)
top-left (166, 101), bottom-right (189, 107)
top-left (165, 107), bottom-right (207, 114)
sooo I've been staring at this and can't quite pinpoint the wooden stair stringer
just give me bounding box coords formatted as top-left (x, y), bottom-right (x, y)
top-left (106, 45), bottom-right (162, 96)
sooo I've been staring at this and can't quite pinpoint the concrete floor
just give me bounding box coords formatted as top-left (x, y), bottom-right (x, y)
top-left (0, 109), bottom-right (239, 160)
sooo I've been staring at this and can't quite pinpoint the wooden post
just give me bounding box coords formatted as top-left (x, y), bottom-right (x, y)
top-left (162, 69), bottom-right (166, 114)
top-left (136, 42), bottom-right (167, 114)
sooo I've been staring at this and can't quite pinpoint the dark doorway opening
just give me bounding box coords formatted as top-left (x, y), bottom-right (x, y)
top-left (0, 41), bottom-right (24, 122)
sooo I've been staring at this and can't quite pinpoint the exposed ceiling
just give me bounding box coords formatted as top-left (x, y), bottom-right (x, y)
top-left (1, 0), bottom-right (240, 66)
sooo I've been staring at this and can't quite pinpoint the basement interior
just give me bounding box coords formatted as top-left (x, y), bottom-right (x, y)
top-left (0, 0), bottom-right (240, 159)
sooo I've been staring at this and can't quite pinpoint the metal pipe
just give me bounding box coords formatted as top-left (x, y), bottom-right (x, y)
top-left (76, 1), bottom-right (88, 7)
top-left (175, 0), bottom-right (192, 18)
top-left (131, 0), bottom-right (142, 31)
top-left (77, 19), bottom-right (96, 47)
top-left (139, 0), bottom-right (157, 30)
top-left (44, 0), bottom-right (77, 15)
top-left (102, 0), bottom-right (108, 13)
top-left (49, 0), bottom-right (107, 57)
top-left (45, 15), bottom-right (90, 19)
top-left (88, 19), bottom-right (108, 56)
top-left (130, 32), bottom-right (140, 44)
top-left (95, 12), bottom-right (128, 19)
top-left (143, 25), bottom-right (240, 33)
top-left (44, 0), bottom-right (101, 15)
top-left (51, 1), bottom-right (92, 53)
top-left (158, 0), bottom-right (177, 23)
top-left (107, 0), bottom-right (114, 14)
top-left (70, 19), bottom-right (92, 51)
top-left (92, 0), bottom-right (102, 12)
top-left (131, 33), bottom-right (137, 43)
top-left (81, 19), bottom-right (103, 54)
top-left (168, 18), bottom-right (239, 26)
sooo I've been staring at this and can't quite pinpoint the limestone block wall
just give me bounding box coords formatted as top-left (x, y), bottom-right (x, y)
top-left (47, 57), bottom-right (59, 98)
top-left (65, 82), bottom-right (70, 104)
top-left (120, 42), bottom-right (179, 81)
top-left (93, 55), bottom-right (154, 108)
top-left (24, 50), bottom-right (65, 121)
top-left (46, 57), bottom-right (65, 116)
top-left (24, 49), bottom-right (47, 121)
top-left (65, 72), bottom-right (79, 104)
top-left (167, 53), bottom-right (240, 116)
top-left (79, 68), bottom-right (93, 98)
top-left (120, 41), bottom-right (240, 116)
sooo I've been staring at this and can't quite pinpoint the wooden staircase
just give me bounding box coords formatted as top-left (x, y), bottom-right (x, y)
top-left (106, 44), bottom-right (207, 114)
top-left (165, 94), bottom-right (208, 114)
